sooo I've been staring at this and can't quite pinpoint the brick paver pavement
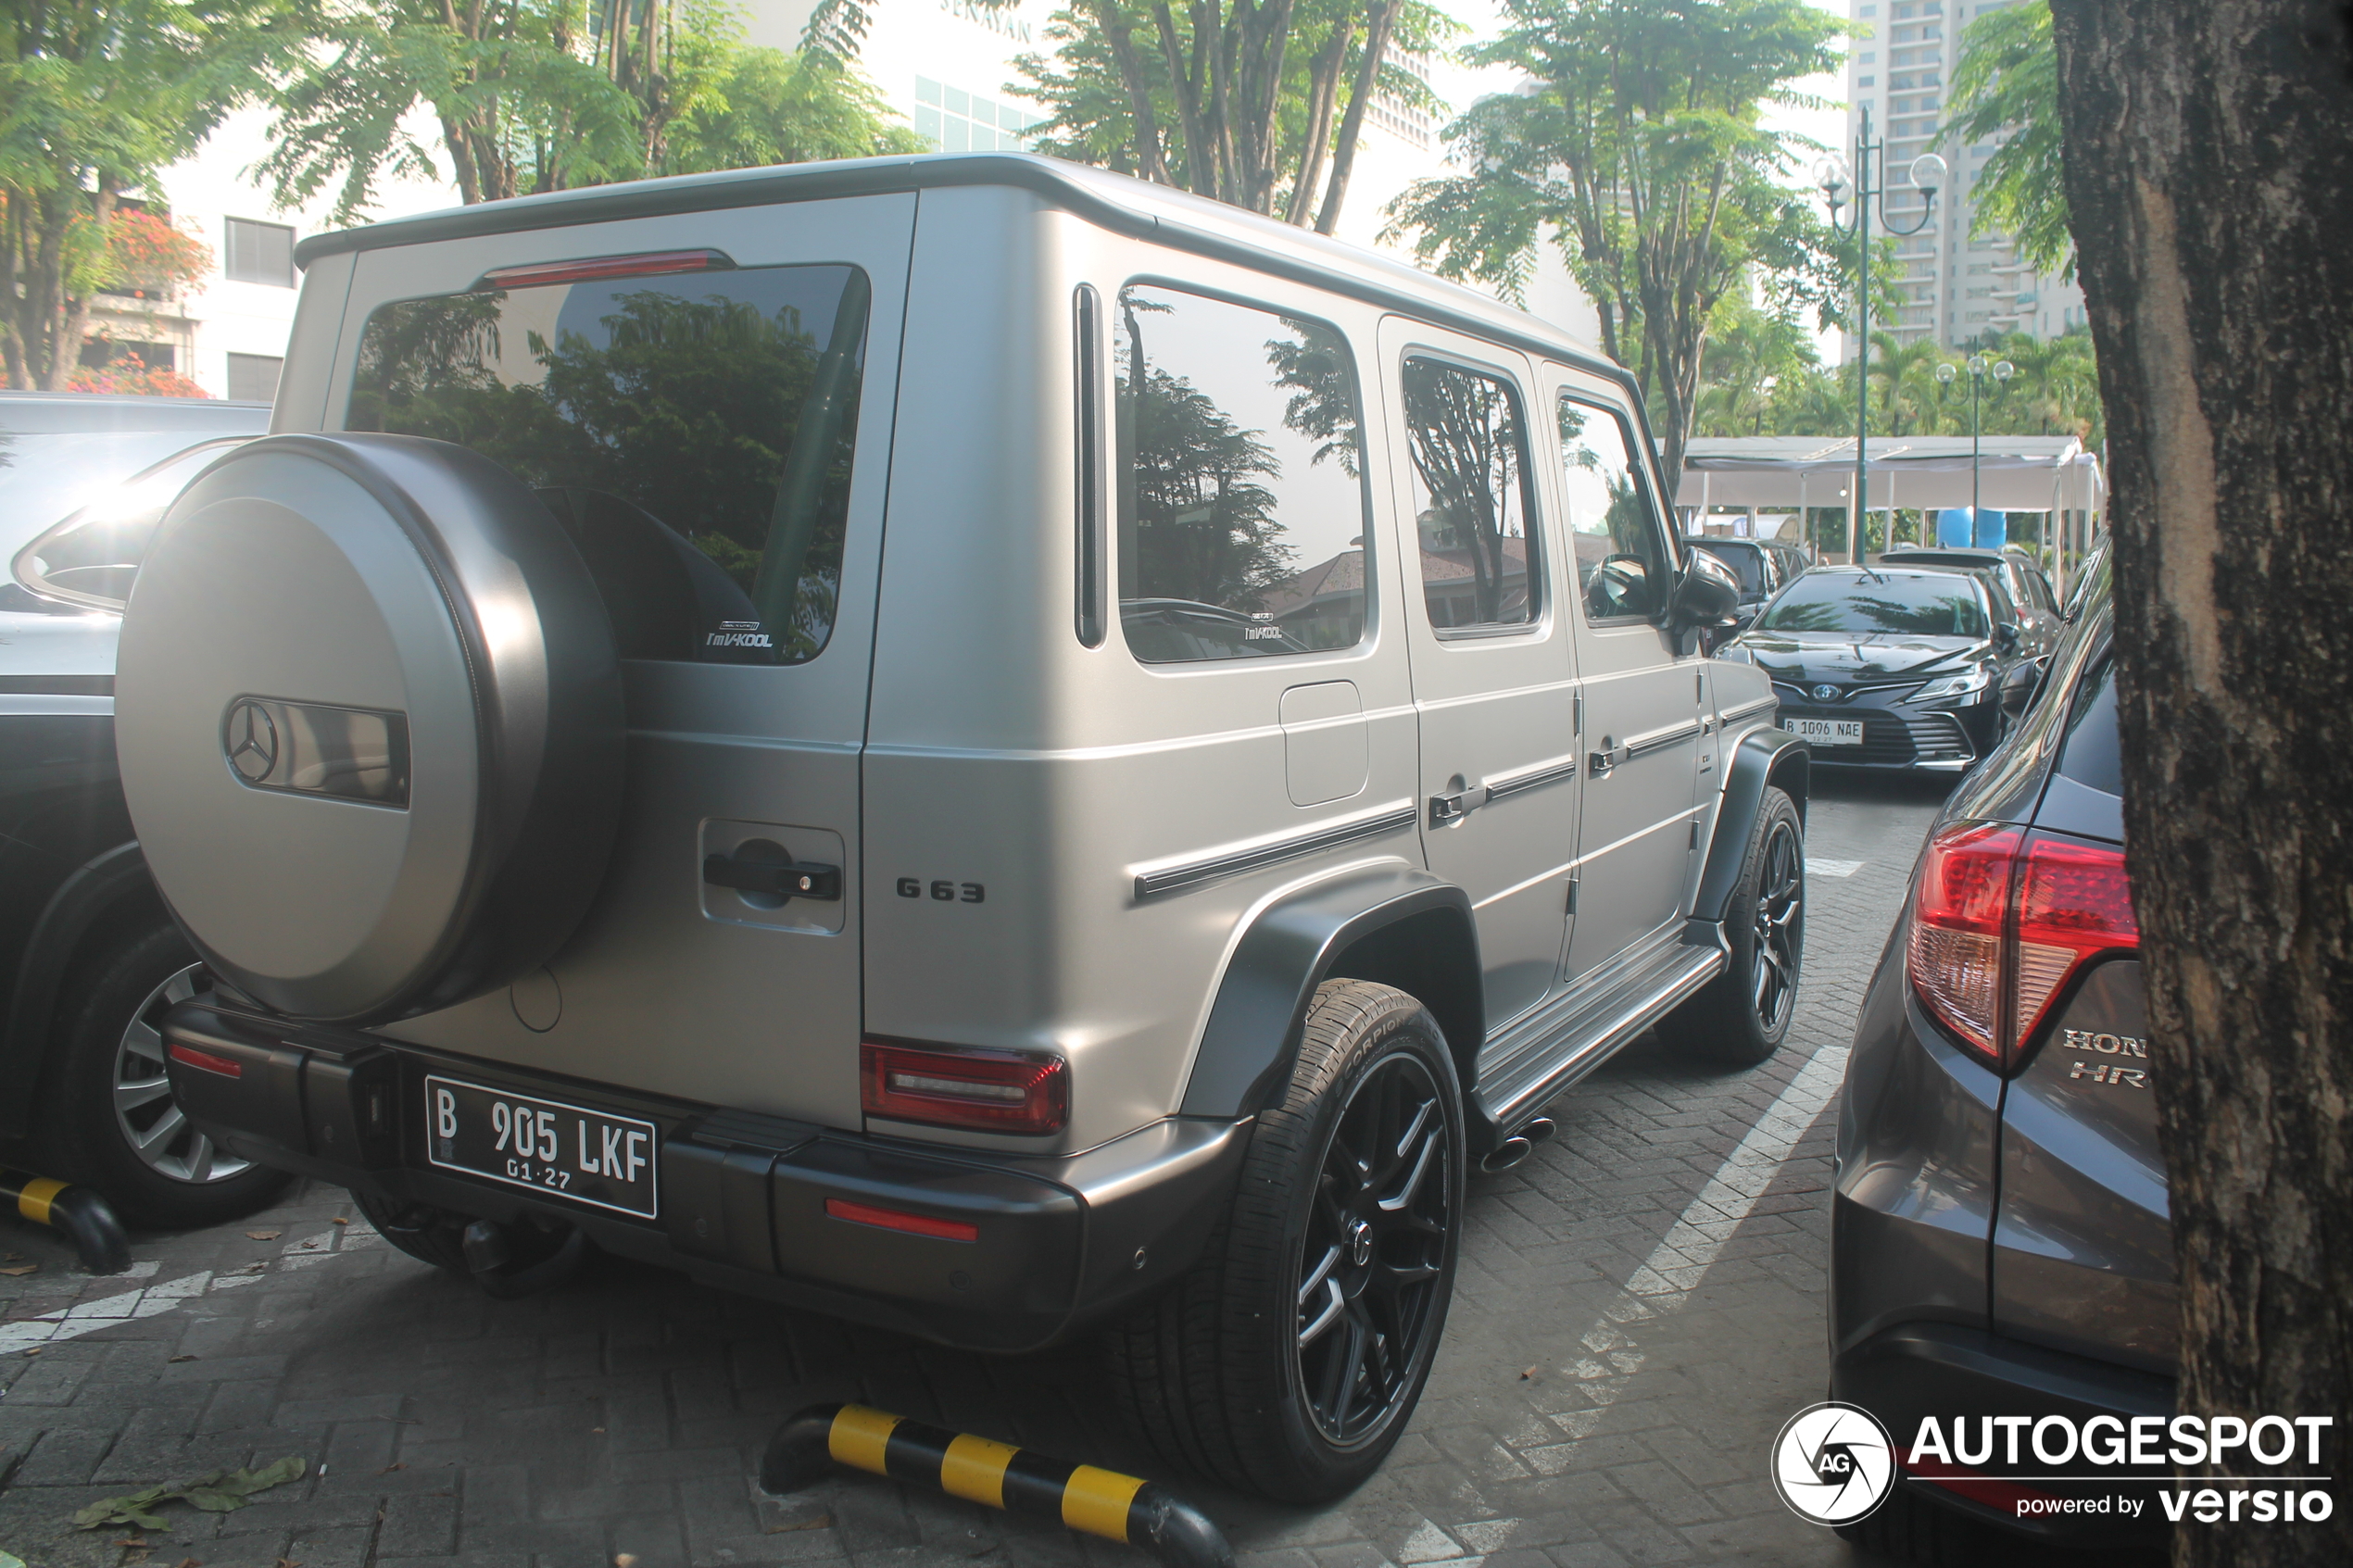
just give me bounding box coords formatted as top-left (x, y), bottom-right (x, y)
top-left (2, 776), bottom-right (1951, 1568)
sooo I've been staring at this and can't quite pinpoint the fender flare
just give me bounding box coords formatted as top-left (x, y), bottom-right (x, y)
top-left (1177, 864), bottom-right (1481, 1120)
top-left (1691, 727), bottom-right (1809, 928)
top-left (0, 841), bottom-right (160, 1141)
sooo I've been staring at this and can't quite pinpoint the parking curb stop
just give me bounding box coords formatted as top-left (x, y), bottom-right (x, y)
top-left (761, 1402), bottom-right (1235, 1568)
top-left (1, 1169), bottom-right (132, 1275)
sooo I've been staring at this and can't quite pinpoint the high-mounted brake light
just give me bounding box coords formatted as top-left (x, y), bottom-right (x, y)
top-left (860, 1041), bottom-right (1068, 1135)
top-left (168, 1042), bottom-right (243, 1078)
top-left (824, 1198), bottom-right (980, 1242)
top-left (1907, 822), bottom-right (2138, 1071)
top-left (475, 249), bottom-right (736, 291)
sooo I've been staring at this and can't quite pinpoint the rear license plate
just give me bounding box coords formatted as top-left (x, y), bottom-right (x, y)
top-left (1790, 719), bottom-right (1865, 746)
top-left (422, 1074), bottom-right (659, 1219)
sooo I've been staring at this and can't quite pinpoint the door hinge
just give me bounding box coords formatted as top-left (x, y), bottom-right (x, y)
top-left (1565, 877), bottom-right (1579, 914)
top-left (1689, 821), bottom-right (1700, 850)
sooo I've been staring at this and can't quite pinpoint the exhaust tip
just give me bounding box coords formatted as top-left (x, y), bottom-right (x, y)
top-left (1521, 1117), bottom-right (1558, 1146)
top-left (1479, 1136), bottom-right (1532, 1173)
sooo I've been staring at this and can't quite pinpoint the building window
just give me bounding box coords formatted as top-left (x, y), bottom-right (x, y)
top-left (913, 78), bottom-right (1046, 152)
top-left (223, 218), bottom-right (296, 287)
top-left (1859, 75), bottom-right (1875, 86)
top-left (227, 352), bottom-right (283, 402)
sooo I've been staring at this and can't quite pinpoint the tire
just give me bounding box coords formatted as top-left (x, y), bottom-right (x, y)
top-left (1657, 785), bottom-right (1804, 1068)
top-left (36, 922), bottom-right (291, 1230)
top-left (1106, 980), bottom-right (1465, 1503)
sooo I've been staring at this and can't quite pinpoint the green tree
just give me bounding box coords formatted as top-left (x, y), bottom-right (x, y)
top-left (1942, 0), bottom-right (2070, 280)
top-left (1691, 293), bottom-right (1817, 437)
top-left (0, 0), bottom-right (274, 389)
top-left (1007, 0), bottom-right (1449, 233)
top-left (261, 0), bottom-right (916, 223)
top-left (1382, 0), bottom-right (1847, 494)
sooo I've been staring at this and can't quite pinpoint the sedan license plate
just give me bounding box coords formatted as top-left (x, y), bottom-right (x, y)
top-left (1791, 718), bottom-right (1865, 746)
top-left (422, 1074), bottom-right (659, 1219)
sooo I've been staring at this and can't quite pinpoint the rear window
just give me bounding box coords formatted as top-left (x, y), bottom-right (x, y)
top-left (2057, 653), bottom-right (2122, 797)
top-left (1756, 572), bottom-right (1989, 638)
top-left (347, 262), bottom-right (870, 665)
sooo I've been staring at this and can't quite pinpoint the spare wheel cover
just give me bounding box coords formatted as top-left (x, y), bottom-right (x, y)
top-left (116, 433), bottom-right (624, 1024)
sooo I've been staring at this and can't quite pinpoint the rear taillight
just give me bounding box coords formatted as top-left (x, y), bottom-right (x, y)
top-left (860, 1041), bottom-right (1068, 1135)
top-left (1907, 822), bottom-right (2138, 1070)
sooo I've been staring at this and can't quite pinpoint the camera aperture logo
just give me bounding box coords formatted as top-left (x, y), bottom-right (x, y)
top-left (1772, 1402), bottom-right (1896, 1524)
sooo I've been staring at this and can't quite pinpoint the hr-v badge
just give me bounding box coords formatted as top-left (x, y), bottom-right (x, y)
top-left (1771, 1401), bottom-right (1896, 1525)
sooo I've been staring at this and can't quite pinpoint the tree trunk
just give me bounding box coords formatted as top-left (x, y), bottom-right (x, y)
top-left (2048, 6), bottom-right (2353, 1564)
top-left (45, 180), bottom-right (117, 393)
top-left (1312, 0), bottom-right (1394, 235)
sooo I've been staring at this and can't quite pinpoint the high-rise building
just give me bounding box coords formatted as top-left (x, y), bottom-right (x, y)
top-left (1842, 0), bottom-right (2084, 358)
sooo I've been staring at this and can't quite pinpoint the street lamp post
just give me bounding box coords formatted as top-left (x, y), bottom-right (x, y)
top-left (1935, 352), bottom-right (2017, 524)
top-left (1818, 107), bottom-right (1946, 563)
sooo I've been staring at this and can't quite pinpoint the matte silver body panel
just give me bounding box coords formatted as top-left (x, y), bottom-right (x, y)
top-left (237, 167), bottom-right (1790, 1169)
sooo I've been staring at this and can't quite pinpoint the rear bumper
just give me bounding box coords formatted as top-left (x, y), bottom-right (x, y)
top-left (1834, 1321), bottom-right (2176, 1545)
top-left (161, 998), bottom-right (1247, 1352)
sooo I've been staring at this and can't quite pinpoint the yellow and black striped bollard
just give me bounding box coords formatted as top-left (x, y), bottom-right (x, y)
top-left (761, 1403), bottom-right (1233, 1568)
top-left (0, 1170), bottom-right (131, 1275)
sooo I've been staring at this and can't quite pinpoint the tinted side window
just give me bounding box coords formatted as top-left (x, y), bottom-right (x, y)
top-left (1114, 284), bottom-right (1367, 663)
top-left (2057, 652), bottom-right (2122, 797)
top-left (1403, 358), bottom-right (1539, 632)
top-left (1557, 396), bottom-right (1670, 621)
top-left (348, 263), bottom-right (869, 665)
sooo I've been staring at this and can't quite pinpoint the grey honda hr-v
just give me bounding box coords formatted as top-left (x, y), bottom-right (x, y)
top-left (1830, 553), bottom-right (2177, 1557)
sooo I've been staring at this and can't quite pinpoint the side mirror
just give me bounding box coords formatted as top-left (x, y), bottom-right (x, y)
top-left (1994, 621), bottom-right (2022, 652)
top-left (2000, 659), bottom-right (2044, 719)
top-left (1669, 551), bottom-right (1743, 631)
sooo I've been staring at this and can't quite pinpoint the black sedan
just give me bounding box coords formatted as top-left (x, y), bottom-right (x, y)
top-left (1717, 565), bottom-right (2039, 771)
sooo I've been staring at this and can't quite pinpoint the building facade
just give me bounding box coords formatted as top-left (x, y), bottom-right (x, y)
top-left (1843, 0), bottom-right (2084, 357)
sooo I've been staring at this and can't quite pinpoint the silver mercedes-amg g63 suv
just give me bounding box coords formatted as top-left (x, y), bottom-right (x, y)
top-left (117, 154), bottom-right (1805, 1502)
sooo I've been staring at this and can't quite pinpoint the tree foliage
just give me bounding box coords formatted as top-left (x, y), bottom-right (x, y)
top-left (0, 0), bottom-right (274, 389)
top-left (1008, 0), bottom-right (1447, 233)
top-left (1382, 0), bottom-right (1846, 494)
top-left (261, 0), bottom-right (920, 223)
top-left (1943, 0), bottom-right (2070, 282)
top-left (1691, 321), bottom-right (2103, 445)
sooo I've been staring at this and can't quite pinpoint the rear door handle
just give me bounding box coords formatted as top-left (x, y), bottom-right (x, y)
top-left (1428, 784), bottom-right (1491, 827)
top-left (703, 853), bottom-right (841, 901)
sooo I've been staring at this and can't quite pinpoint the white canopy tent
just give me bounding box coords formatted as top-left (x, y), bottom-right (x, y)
top-left (1671, 434), bottom-right (2106, 594)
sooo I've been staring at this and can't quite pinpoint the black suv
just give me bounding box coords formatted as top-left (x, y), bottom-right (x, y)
top-left (1831, 554), bottom-right (2174, 1555)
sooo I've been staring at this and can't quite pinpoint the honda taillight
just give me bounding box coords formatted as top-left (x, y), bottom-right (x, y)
top-left (860, 1041), bottom-right (1068, 1135)
top-left (1907, 822), bottom-right (2137, 1070)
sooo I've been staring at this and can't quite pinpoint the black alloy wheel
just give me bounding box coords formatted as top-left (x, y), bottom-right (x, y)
top-left (1750, 813), bottom-right (1804, 1037)
top-left (1105, 979), bottom-right (1466, 1502)
top-left (1294, 1048), bottom-right (1453, 1444)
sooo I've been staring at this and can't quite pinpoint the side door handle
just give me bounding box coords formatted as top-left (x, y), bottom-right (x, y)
top-left (1428, 783), bottom-right (1491, 827)
top-left (703, 853), bottom-right (841, 901)
top-left (1588, 741), bottom-right (1629, 777)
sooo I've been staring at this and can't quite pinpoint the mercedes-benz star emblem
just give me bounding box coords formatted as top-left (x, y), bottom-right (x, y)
top-left (1811, 684), bottom-right (1842, 702)
top-left (224, 700), bottom-right (279, 784)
